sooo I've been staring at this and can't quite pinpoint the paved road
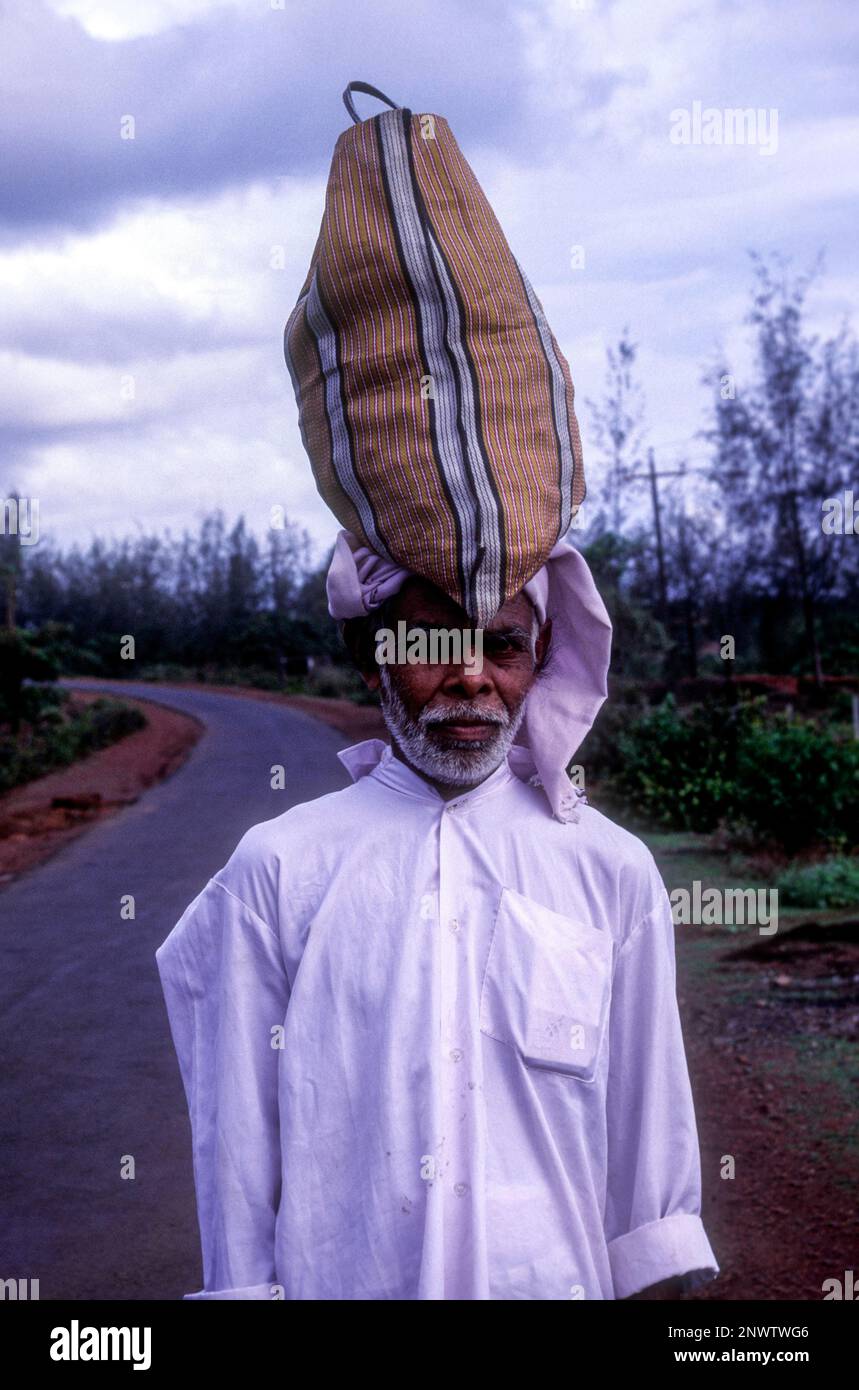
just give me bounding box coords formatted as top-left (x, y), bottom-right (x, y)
top-left (0, 682), bottom-right (353, 1300)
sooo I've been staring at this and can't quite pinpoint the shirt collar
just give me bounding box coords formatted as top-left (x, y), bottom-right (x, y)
top-left (337, 738), bottom-right (538, 809)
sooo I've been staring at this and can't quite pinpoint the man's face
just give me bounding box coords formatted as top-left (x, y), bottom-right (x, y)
top-left (363, 578), bottom-right (551, 790)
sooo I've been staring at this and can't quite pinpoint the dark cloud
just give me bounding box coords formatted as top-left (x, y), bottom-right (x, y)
top-left (4, 0), bottom-right (856, 555)
top-left (0, 0), bottom-right (544, 243)
top-left (3, 301), bottom-right (269, 363)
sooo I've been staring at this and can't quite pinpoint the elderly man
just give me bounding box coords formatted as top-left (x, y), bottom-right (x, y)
top-left (155, 529), bottom-right (719, 1301)
top-left (157, 79), bottom-right (719, 1302)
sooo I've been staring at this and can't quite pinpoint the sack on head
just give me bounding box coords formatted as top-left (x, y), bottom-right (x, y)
top-left (284, 81), bottom-right (586, 624)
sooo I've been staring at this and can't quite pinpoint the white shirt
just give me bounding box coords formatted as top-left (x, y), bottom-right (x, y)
top-left (155, 738), bottom-right (719, 1300)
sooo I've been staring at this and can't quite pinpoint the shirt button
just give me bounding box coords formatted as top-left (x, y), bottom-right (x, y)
top-left (454, 1182), bottom-right (469, 1197)
top-left (449, 1048), bottom-right (463, 1063)
top-left (448, 917), bottom-right (460, 934)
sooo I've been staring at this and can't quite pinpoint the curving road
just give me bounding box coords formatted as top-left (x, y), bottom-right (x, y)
top-left (0, 681), bottom-right (354, 1300)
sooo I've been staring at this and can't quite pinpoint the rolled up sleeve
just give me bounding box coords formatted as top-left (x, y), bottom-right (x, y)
top-left (156, 877), bottom-right (290, 1301)
top-left (184, 1282), bottom-right (278, 1300)
top-left (604, 885), bottom-right (719, 1300)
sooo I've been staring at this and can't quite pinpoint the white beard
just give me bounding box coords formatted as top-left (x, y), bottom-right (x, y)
top-left (378, 666), bottom-right (529, 787)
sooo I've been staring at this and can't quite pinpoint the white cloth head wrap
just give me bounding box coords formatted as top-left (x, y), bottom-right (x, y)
top-left (326, 530), bottom-right (612, 823)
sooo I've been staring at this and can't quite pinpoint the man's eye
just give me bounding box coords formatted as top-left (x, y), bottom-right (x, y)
top-left (485, 636), bottom-right (521, 657)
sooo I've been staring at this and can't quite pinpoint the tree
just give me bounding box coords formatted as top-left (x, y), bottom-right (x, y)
top-left (13, 508), bottom-right (321, 677)
top-left (0, 628), bottom-right (59, 731)
top-left (0, 492), bottom-right (25, 630)
top-left (580, 532), bottom-right (670, 681)
top-left (702, 251), bottom-right (859, 684)
top-left (585, 329), bottom-right (647, 536)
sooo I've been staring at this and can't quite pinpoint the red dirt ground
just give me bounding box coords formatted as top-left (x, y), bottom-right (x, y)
top-left (0, 692), bottom-right (202, 885)
top-left (680, 920), bottom-right (858, 1300)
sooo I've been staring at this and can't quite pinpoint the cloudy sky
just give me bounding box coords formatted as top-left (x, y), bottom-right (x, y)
top-left (2, 0), bottom-right (856, 561)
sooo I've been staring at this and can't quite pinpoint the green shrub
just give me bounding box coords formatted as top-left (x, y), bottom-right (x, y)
top-left (79, 698), bottom-right (146, 751)
top-left (137, 662), bottom-right (197, 684)
top-left (301, 663), bottom-right (370, 701)
top-left (609, 694), bottom-right (859, 851)
top-left (577, 683), bottom-right (652, 781)
top-left (0, 696), bottom-right (146, 793)
top-left (732, 716), bottom-right (859, 853)
top-left (775, 857), bottom-right (859, 909)
top-left (611, 694), bottom-right (741, 832)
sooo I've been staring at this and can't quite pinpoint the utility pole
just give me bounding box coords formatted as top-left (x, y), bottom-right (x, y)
top-left (623, 454), bottom-right (746, 649)
top-left (1, 521), bottom-right (20, 632)
top-left (4, 568), bottom-right (15, 630)
top-left (623, 450), bottom-right (686, 625)
top-left (647, 449), bottom-right (668, 622)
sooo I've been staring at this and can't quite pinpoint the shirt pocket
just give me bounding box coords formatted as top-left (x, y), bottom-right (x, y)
top-left (479, 886), bottom-right (614, 1084)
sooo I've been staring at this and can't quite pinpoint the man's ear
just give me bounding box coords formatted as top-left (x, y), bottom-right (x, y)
top-left (535, 617), bottom-right (552, 672)
top-left (340, 614), bottom-right (383, 690)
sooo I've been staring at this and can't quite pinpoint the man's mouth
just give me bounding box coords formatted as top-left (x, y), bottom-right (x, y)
top-left (428, 718), bottom-right (501, 742)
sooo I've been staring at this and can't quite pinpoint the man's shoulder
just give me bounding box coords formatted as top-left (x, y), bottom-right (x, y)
top-left (505, 765), bottom-right (654, 875)
top-left (212, 780), bottom-right (373, 925)
top-left (241, 777), bottom-right (376, 851)
top-left (577, 800), bottom-right (656, 870)
top-left (573, 801), bottom-right (667, 927)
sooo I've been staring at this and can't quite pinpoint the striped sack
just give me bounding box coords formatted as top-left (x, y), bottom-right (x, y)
top-left (283, 81), bottom-right (586, 624)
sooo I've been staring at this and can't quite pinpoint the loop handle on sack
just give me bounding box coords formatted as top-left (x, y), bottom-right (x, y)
top-left (343, 80), bottom-right (402, 124)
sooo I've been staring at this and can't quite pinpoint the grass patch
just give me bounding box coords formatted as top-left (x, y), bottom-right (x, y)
top-left (776, 857), bottom-right (859, 910)
top-left (0, 694), bottom-right (146, 793)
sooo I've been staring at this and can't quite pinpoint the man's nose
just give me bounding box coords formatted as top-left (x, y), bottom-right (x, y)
top-left (441, 661), bottom-right (494, 697)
